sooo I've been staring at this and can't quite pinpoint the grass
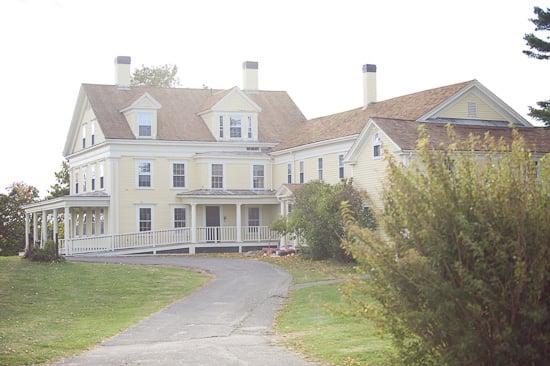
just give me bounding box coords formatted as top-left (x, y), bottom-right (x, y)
top-left (262, 255), bottom-right (394, 366)
top-left (0, 256), bottom-right (209, 366)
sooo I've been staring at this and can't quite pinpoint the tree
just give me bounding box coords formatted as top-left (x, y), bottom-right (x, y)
top-left (280, 179), bottom-right (373, 261)
top-left (0, 182), bottom-right (39, 255)
top-left (343, 126), bottom-right (550, 365)
top-left (131, 64), bottom-right (180, 88)
top-left (524, 6), bottom-right (550, 125)
top-left (46, 159), bottom-right (70, 199)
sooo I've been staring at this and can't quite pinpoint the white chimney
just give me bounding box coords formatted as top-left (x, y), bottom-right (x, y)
top-left (242, 61), bottom-right (259, 91)
top-left (362, 64), bottom-right (377, 107)
top-left (115, 56), bottom-right (131, 88)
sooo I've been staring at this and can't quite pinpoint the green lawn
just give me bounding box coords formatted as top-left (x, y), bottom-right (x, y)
top-left (0, 257), bottom-right (209, 366)
top-left (263, 255), bottom-right (394, 366)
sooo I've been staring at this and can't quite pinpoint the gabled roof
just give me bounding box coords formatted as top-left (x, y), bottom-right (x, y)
top-left (197, 86), bottom-right (262, 114)
top-left (273, 81), bottom-right (471, 151)
top-left (69, 84), bottom-right (306, 150)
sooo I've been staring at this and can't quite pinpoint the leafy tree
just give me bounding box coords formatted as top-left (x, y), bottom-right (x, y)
top-left (0, 182), bottom-right (39, 256)
top-left (282, 179), bottom-right (373, 261)
top-left (46, 159), bottom-right (70, 199)
top-left (343, 126), bottom-right (550, 365)
top-left (524, 6), bottom-right (550, 125)
top-left (131, 64), bottom-right (180, 88)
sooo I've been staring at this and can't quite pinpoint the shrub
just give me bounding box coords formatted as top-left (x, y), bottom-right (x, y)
top-left (25, 240), bottom-right (65, 263)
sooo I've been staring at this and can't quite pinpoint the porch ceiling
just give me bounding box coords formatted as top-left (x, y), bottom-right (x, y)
top-left (177, 189), bottom-right (278, 204)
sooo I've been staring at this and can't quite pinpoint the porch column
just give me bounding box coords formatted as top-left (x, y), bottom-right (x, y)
top-left (52, 209), bottom-right (58, 242)
top-left (25, 213), bottom-right (30, 252)
top-left (191, 203), bottom-right (197, 243)
top-left (64, 207), bottom-right (70, 255)
top-left (41, 210), bottom-right (47, 246)
top-left (236, 203), bottom-right (242, 242)
top-left (33, 213), bottom-right (38, 246)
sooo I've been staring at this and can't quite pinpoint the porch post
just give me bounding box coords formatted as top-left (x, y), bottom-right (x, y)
top-left (191, 203), bottom-right (197, 243)
top-left (52, 209), bottom-right (58, 242)
top-left (25, 212), bottom-right (30, 252)
top-left (279, 200), bottom-right (287, 247)
top-left (236, 203), bottom-right (242, 242)
top-left (64, 207), bottom-right (70, 255)
top-left (41, 210), bottom-right (47, 247)
top-left (33, 213), bottom-right (38, 246)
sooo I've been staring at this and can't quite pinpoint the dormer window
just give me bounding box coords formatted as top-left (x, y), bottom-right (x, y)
top-left (138, 112), bottom-right (153, 138)
top-left (247, 116), bottom-right (252, 138)
top-left (230, 115), bottom-right (242, 138)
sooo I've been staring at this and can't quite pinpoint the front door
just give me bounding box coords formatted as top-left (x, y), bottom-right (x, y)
top-left (205, 206), bottom-right (220, 242)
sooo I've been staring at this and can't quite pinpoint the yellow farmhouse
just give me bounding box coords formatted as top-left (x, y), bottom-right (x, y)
top-left (24, 57), bottom-right (550, 255)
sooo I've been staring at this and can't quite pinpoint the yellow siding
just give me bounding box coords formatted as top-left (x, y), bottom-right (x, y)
top-left (216, 92), bottom-right (252, 111)
top-left (438, 92), bottom-right (504, 121)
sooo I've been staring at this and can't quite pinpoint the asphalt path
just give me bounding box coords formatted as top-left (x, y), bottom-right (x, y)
top-left (52, 255), bottom-right (321, 366)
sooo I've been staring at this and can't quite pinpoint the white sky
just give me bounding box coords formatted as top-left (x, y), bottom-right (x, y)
top-left (1, 0), bottom-right (548, 198)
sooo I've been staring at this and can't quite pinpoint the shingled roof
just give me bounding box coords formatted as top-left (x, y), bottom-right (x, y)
top-left (82, 84), bottom-right (306, 143)
top-left (273, 81), bottom-right (472, 151)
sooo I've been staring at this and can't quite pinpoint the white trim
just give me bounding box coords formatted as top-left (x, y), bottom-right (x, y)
top-left (209, 163), bottom-right (225, 189)
top-left (170, 160), bottom-right (187, 189)
top-left (251, 164), bottom-right (266, 189)
top-left (135, 204), bottom-right (155, 232)
top-left (136, 160), bottom-right (153, 189)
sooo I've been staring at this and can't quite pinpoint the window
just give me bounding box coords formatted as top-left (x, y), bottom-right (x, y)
top-left (172, 162), bottom-right (185, 188)
top-left (219, 116), bottom-right (224, 138)
top-left (299, 161), bottom-right (304, 184)
top-left (373, 133), bottom-right (382, 158)
top-left (318, 157), bottom-right (323, 181)
top-left (211, 164), bottom-right (223, 189)
top-left (82, 126), bottom-right (86, 149)
top-left (137, 161), bottom-right (152, 188)
top-left (287, 163), bottom-right (292, 184)
top-left (230, 115), bottom-right (242, 138)
top-left (75, 170), bottom-right (79, 194)
top-left (99, 162), bottom-right (104, 189)
top-left (91, 165), bottom-right (96, 191)
top-left (247, 116), bottom-right (252, 138)
top-left (253, 164), bottom-right (265, 189)
top-left (248, 207), bottom-right (260, 227)
top-left (467, 102), bottom-right (477, 117)
top-left (82, 167), bottom-right (87, 192)
top-left (100, 209), bottom-right (105, 235)
top-left (174, 207), bottom-right (186, 228)
top-left (91, 210), bottom-right (96, 235)
top-left (138, 112), bottom-right (153, 137)
top-left (91, 122), bottom-right (95, 146)
top-left (339, 154), bottom-right (345, 179)
top-left (139, 207), bottom-right (152, 232)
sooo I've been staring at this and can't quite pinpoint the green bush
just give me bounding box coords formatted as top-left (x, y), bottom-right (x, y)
top-left (25, 240), bottom-right (64, 263)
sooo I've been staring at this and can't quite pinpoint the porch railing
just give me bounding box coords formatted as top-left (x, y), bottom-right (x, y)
top-left (61, 225), bottom-right (280, 255)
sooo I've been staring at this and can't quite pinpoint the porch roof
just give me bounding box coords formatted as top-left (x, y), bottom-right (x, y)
top-left (177, 189), bottom-right (278, 204)
top-left (24, 192), bottom-right (111, 213)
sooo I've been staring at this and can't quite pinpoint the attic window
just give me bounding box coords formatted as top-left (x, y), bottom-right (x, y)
top-left (373, 132), bottom-right (382, 158)
top-left (138, 112), bottom-right (153, 137)
top-left (467, 102), bottom-right (477, 117)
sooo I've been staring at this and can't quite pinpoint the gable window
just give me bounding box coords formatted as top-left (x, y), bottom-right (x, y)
top-left (247, 116), bottom-right (252, 138)
top-left (174, 207), bottom-right (186, 228)
top-left (318, 158), bottom-right (324, 181)
top-left (82, 126), bottom-right (86, 149)
top-left (373, 133), bottom-right (382, 158)
top-left (230, 116), bottom-right (242, 138)
top-left (172, 162), bottom-right (186, 188)
top-left (138, 112), bottom-right (153, 138)
top-left (299, 161), bottom-right (304, 184)
top-left (138, 207), bottom-right (152, 232)
top-left (91, 122), bottom-right (95, 146)
top-left (137, 161), bottom-right (152, 188)
top-left (211, 164), bottom-right (223, 189)
top-left (339, 154), bottom-right (345, 179)
top-left (467, 102), bottom-right (477, 117)
top-left (253, 164), bottom-right (265, 189)
top-left (91, 165), bottom-right (96, 191)
top-left (219, 116), bottom-right (224, 138)
top-left (99, 162), bottom-right (104, 189)
top-left (287, 163), bottom-right (292, 184)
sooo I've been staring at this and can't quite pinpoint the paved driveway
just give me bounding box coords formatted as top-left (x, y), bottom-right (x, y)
top-left (53, 256), bottom-right (320, 366)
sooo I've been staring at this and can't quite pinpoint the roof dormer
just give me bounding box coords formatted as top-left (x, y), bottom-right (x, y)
top-left (120, 92), bottom-right (162, 139)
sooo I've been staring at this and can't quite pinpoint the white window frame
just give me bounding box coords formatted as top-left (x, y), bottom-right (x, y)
top-left (74, 169), bottom-right (80, 194)
top-left (138, 111), bottom-right (153, 138)
top-left (137, 205), bottom-right (154, 232)
top-left (219, 115), bottom-right (224, 138)
top-left (82, 125), bottom-right (86, 149)
top-left (91, 165), bottom-right (96, 191)
top-left (99, 208), bottom-right (105, 235)
top-left (210, 163), bottom-right (224, 189)
top-left (373, 133), bottom-right (382, 159)
top-left (252, 164), bottom-right (265, 189)
top-left (171, 161), bottom-right (186, 189)
top-left (287, 163), bottom-right (292, 184)
top-left (338, 154), bottom-right (345, 179)
top-left (99, 162), bottom-right (104, 190)
top-left (82, 167), bottom-right (87, 192)
top-left (91, 122), bottom-right (95, 146)
top-left (230, 115), bottom-right (242, 138)
top-left (318, 157), bottom-right (323, 181)
top-left (247, 116), bottom-right (253, 139)
top-left (299, 161), bottom-right (304, 184)
top-left (173, 206), bottom-right (187, 228)
top-left (136, 161), bottom-right (153, 188)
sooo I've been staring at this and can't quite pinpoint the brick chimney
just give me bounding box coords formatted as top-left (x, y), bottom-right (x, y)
top-left (242, 61), bottom-right (259, 91)
top-left (362, 64), bottom-right (377, 107)
top-left (115, 56), bottom-right (131, 88)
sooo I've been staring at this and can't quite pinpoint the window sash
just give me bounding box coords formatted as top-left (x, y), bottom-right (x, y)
top-left (174, 207), bottom-right (186, 228)
top-left (138, 162), bottom-right (152, 188)
top-left (211, 164), bottom-right (223, 189)
top-left (138, 112), bottom-right (153, 137)
top-left (139, 208), bottom-right (152, 232)
top-left (230, 116), bottom-right (242, 138)
top-left (172, 163), bottom-right (185, 188)
top-left (253, 165), bottom-right (264, 189)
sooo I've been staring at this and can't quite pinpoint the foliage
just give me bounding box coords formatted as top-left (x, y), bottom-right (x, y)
top-left (343, 126), bottom-right (550, 365)
top-left (524, 6), bottom-right (550, 126)
top-left (0, 182), bottom-right (39, 256)
top-left (24, 240), bottom-right (64, 263)
top-left (284, 179), bottom-right (374, 262)
top-left (131, 64), bottom-right (180, 87)
top-left (46, 160), bottom-right (70, 199)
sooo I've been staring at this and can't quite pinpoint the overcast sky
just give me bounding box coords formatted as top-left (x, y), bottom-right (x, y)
top-left (1, 0), bottom-right (548, 198)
